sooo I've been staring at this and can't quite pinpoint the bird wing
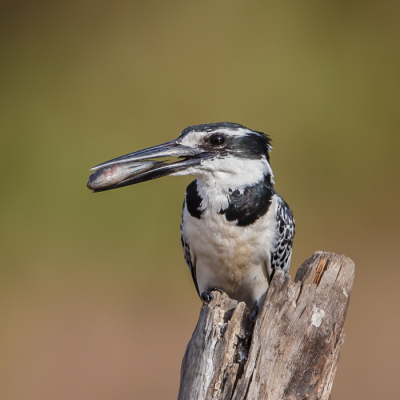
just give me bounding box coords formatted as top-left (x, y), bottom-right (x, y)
top-left (270, 195), bottom-right (295, 275)
top-left (180, 201), bottom-right (200, 296)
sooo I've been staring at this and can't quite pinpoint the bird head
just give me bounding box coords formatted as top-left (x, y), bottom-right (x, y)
top-left (88, 122), bottom-right (274, 192)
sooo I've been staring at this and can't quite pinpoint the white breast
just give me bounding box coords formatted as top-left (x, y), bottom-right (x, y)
top-left (181, 188), bottom-right (279, 307)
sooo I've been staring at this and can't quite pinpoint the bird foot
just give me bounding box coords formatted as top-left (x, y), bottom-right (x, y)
top-left (200, 288), bottom-right (223, 304)
top-left (250, 302), bottom-right (259, 321)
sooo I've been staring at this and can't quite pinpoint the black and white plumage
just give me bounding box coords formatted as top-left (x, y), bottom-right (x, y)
top-left (88, 122), bottom-right (295, 309)
top-left (272, 197), bottom-right (295, 273)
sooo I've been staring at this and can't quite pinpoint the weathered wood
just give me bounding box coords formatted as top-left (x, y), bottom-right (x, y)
top-left (178, 252), bottom-right (355, 400)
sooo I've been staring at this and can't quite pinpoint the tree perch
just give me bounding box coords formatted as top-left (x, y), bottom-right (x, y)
top-left (178, 252), bottom-right (355, 400)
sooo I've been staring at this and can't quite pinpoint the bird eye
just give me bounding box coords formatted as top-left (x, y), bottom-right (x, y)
top-left (209, 134), bottom-right (225, 146)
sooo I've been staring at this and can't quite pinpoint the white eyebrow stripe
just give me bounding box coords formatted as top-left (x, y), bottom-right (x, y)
top-left (206, 127), bottom-right (253, 136)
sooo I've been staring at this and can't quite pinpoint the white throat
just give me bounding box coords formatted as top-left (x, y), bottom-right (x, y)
top-left (196, 156), bottom-right (272, 190)
top-left (175, 156), bottom-right (274, 212)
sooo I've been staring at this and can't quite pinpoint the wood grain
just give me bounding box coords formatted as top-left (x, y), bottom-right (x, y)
top-left (178, 252), bottom-right (355, 400)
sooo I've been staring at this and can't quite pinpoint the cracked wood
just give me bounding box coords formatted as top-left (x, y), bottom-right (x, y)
top-left (178, 252), bottom-right (355, 400)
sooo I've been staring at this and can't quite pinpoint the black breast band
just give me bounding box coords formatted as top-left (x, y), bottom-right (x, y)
top-left (219, 176), bottom-right (273, 226)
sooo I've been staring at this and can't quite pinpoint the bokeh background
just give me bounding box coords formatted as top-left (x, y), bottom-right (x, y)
top-left (1, 1), bottom-right (399, 399)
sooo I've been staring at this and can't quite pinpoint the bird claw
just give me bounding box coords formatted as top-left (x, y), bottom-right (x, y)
top-left (200, 291), bottom-right (214, 303)
top-left (200, 288), bottom-right (223, 303)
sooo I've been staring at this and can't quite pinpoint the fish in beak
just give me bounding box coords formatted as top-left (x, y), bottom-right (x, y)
top-left (87, 139), bottom-right (212, 192)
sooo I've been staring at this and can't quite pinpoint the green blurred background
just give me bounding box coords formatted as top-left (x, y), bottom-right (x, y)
top-left (1, 1), bottom-right (399, 399)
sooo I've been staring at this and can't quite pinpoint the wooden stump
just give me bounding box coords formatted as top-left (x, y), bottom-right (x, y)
top-left (178, 252), bottom-right (355, 400)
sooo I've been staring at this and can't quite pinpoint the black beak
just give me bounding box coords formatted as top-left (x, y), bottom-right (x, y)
top-left (88, 139), bottom-right (211, 192)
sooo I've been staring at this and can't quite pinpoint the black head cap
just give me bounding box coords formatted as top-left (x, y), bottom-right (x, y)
top-left (179, 122), bottom-right (272, 161)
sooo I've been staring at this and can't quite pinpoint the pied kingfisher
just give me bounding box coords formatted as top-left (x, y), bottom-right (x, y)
top-left (88, 122), bottom-right (295, 311)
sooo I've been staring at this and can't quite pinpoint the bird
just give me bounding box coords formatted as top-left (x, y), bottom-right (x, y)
top-left (88, 122), bottom-right (295, 313)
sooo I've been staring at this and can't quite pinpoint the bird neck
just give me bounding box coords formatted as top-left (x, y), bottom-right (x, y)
top-left (195, 171), bottom-right (274, 213)
top-left (195, 156), bottom-right (273, 191)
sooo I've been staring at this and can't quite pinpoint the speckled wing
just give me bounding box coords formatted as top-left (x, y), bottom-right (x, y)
top-left (270, 195), bottom-right (295, 274)
top-left (180, 201), bottom-right (200, 296)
